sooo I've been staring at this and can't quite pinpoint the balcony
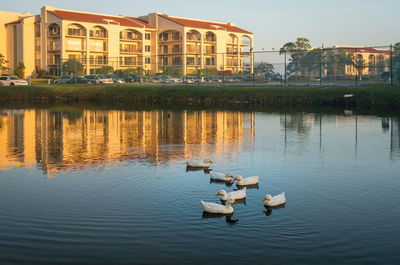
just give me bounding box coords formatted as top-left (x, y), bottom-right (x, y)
top-left (227, 49), bottom-right (238, 55)
top-left (187, 36), bottom-right (201, 42)
top-left (204, 37), bottom-right (216, 42)
top-left (47, 45), bottom-right (60, 52)
top-left (187, 47), bottom-right (201, 53)
top-left (48, 32), bottom-right (60, 38)
top-left (120, 48), bottom-right (142, 54)
top-left (120, 37), bottom-right (142, 42)
top-left (89, 60), bottom-right (108, 65)
top-left (90, 32), bottom-right (107, 39)
top-left (67, 30), bottom-right (86, 38)
top-left (159, 36), bottom-right (182, 42)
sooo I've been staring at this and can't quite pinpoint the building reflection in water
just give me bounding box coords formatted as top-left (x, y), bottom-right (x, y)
top-left (0, 109), bottom-right (255, 176)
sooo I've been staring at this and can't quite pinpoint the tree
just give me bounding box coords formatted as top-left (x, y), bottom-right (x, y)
top-left (0, 53), bottom-right (9, 74)
top-left (62, 59), bottom-right (83, 76)
top-left (280, 37), bottom-right (312, 75)
top-left (254, 62), bottom-right (281, 80)
top-left (15, 62), bottom-right (25, 79)
top-left (95, 66), bottom-right (113, 75)
top-left (325, 49), bottom-right (353, 81)
top-left (353, 57), bottom-right (367, 80)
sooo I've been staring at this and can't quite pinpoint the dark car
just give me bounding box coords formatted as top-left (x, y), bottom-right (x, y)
top-left (66, 76), bottom-right (89, 84)
top-left (126, 74), bottom-right (142, 83)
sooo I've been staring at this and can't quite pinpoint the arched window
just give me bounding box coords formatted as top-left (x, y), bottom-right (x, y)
top-left (187, 30), bottom-right (201, 41)
top-left (120, 29), bottom-right (142, 41)
top-left (67, 24), bottom-right (86, 37)
top-left (48, 23), bottom-right (60, 37)
top-left (90, 26), bottom-right (107, 38)
top-left (204, 32), bottom-right (216, 42)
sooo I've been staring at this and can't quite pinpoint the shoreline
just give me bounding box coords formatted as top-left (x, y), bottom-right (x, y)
top-left (1, 84), bottom-right (400, 109)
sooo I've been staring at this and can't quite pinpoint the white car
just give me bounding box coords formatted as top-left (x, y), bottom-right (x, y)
top-left (0, 76), bottom-right (29, 86)
top-left (85, 75), bottom-right (114, 84)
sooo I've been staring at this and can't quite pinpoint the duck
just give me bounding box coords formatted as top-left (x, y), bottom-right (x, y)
top-left (233, 175), bottom-right (259, 186)
top-left (263, 192), bottom-right (286, 207)
top-left (186, 158), bottom-right (213, 168)
top-left (210, 171), bottom-right (233, 181)
top-left (201, 197), bottom-right (238, 214)
top-left (216, 187), bottom-right (246, 201)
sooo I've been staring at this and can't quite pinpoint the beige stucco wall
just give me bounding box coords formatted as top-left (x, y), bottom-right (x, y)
top-left (0, 11), bottom-right (31, 75)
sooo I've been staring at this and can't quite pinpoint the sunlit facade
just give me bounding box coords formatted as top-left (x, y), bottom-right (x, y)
top-left (0, 6), bottom-right (254, 77)
top-left (335, 46), bottom-right (391, 76)
top-left (0, 109), bottom-right (255, 176)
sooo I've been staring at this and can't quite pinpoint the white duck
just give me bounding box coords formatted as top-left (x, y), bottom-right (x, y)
top-left (263, 192), bottom-right (286, 207)
top-left (216, 187), bottom-right (246, 201)
top-left (201, 198), bottom-right (238, 214)
top-left (186, 158), bottom-right (213, 168)
top-left (210, 171), bottom-right (233, 181)
top-left (233, 175), bottom-right (259, 186)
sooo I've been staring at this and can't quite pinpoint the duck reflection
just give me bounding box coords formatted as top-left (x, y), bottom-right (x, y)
top-left (186, 166), bottom-right (211, 174)
top-left (202, 212), bottom-right (239, 224)
top-left (221, 198), bottom-right (246, 205)
top-left (263, 204), bottom-right (286, 216)
top-left (237, 183), bottom-right (259, 190)
top-left (209, 179), bottom-right (234, 187)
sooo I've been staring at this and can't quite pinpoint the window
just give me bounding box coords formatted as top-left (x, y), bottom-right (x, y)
top-left (145, 33), bottom-right (151, 40)
top-left (145, 57), bottom-right (151, 64)
top-left (145, 45), bottom-right (151, 52)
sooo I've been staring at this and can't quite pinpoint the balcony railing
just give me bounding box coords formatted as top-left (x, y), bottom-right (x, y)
top-left (90, 32), bottom-right (107, 38)
top-left (159, 37), bottom-right (182, 41)
top-left (187, 48), bottom-right (201, 53)
top-left (172, 48), bottom-right (182, 53)
top-left (89, 60), bottom-right (108, 65)
top-left (187, 36), bottom-right (201, 41)
top-left (204, 37), bottom-right (216, 42)
top-left (120, 62), bottom-right (140, 66)
top-left (48, 32), bottom-right (60, 38)
top-left (120, 48), bottom-right (142, 53)
top-left (205, 50), bottom-right (216, 54)
top-left (47, 45), bottom-right (60, 51)
top-left (120, 37), bottom-right (142, 41)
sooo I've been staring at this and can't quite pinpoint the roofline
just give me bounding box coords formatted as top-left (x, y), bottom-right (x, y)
top-left (47, 8), bottom-right (154, 29)
top-left (158, 14), bottom-right (252, 35)
top-left (46, 6), bottom-right (126, 20)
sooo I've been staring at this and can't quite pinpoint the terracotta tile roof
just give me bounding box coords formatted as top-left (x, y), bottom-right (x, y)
top-left (48, 10), bottom-right (153, 28)
top-left (125, 17), bottom-right (155, 29)
top-left (5, 18), bottom-right (24, 25)
top-left (336, 46), bottom-right (390, 55)
top-left (159, 14), bottom-right (252, 35)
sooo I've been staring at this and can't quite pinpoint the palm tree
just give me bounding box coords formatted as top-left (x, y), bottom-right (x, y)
top-left (353, 57), bottom-right (367, 80)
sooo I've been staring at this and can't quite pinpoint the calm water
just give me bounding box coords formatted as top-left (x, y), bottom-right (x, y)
top-left (0, 108), bottom-right (399, 265)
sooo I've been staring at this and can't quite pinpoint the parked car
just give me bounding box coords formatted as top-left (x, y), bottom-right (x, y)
top-left (166, 76), bottom-right (182, 83)
top-left (85, 75), bottom-right (114, 84)
top-left (53, 76), bottom-right (74, 84)
top-left (126, 75), bottom-right (142, 83)
top-left (0, 76), bottom-right (29, 86)
top-left (66, 76), bottom-right (89, 84)
top-left (106, 75), bottom-right (125, 84)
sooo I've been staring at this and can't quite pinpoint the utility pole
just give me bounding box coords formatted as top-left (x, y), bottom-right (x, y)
top-left (284, 51), bottom-right (287, 86)
top-left (390, 44), bottom-right (393, 85)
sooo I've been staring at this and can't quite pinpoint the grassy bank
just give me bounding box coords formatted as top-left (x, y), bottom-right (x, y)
top-left (1, 83), bottom-right (400, 108)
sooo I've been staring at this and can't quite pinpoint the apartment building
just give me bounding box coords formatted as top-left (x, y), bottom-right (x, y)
top-left (0, 6), bottom-right (254, 77)
top-left (335, 46), bottom-right (391, 76)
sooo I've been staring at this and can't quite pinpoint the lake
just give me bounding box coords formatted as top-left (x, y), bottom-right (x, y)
top-left (0, 107), bottom-right (399, 265)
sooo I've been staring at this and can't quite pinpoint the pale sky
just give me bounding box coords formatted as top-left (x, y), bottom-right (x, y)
top-left (2, 0), bottom-right (399, 51)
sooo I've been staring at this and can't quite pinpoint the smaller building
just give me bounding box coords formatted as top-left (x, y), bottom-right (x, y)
top-left (335, 46), bottom-right (391, 76)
